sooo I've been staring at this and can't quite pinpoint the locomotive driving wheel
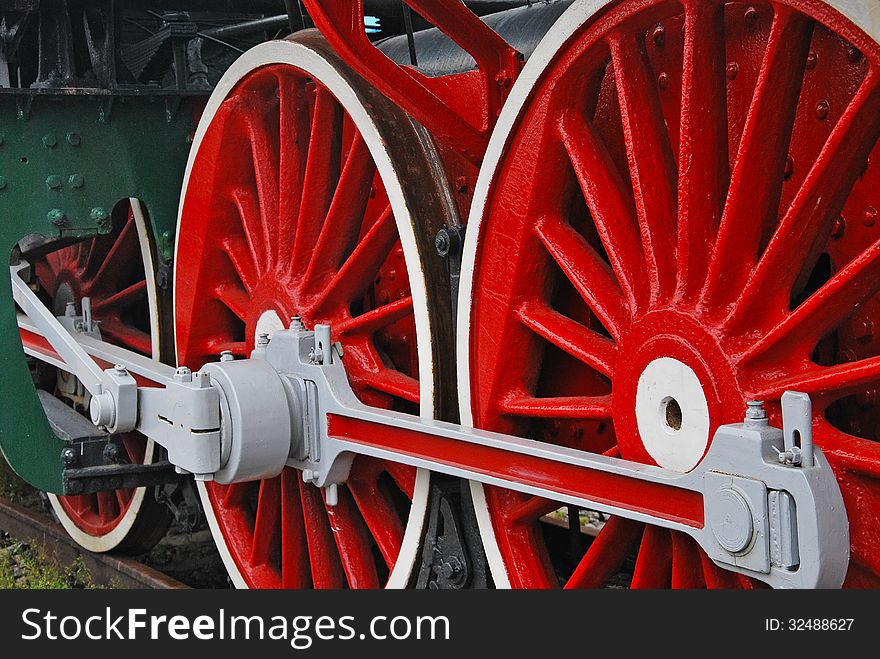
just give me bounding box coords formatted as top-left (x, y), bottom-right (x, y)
top-left (175, 33), bottom-right (456, 588)
top-left (32, 200), bottom-right (172, 554)
top-left (460, 0), bottom-right (880, 587)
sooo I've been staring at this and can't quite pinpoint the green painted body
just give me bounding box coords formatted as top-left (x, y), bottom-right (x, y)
top-left (0, 91), bottom-right (201, 493)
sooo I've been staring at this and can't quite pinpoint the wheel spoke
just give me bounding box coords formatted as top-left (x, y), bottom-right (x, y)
top-left (335, 297), bottom-right (414, 339)
top-left (728, 71), bottom-right (880, 324)
top-left (222, 482), bottom-right (252, 507)
top-left (300, 482), bottom-right (345, 588)
top-left (325, 487), bottom-right (381, 588)
top-left (670, 531), bottom-right (706, 588)
top-left (608, 29), bottom-right (678, 303)
top-left (96, 491), bottom-right (119, 522)
top-left (348, 477), bottom-right (405, 569)
top-left (499, 394), bottom-right (612, 419)
top-left (91, 280), bottom-right (146, 313)
top-left (212, 281), bottom-right (251, 322)
top-left (304, 134), bottom-right (377, 286)
top-left (753, 356), bottom-right (880, 403)
top-left (351, 341), bottom-right (420, 403)
top-left (382, 461), bottom-right (415, 499)
top-left (241, 102), bottom-right (279, 259)
top-left (515, 299), bottom-right (616, 377)
top-left (293, 86), bottom-right (344, 273)
top-left (231, 186), bottom-right (268, 274)
top-left (277, 73), bottom-right (310, 264)
top-left (630, 525), bottom-right (672, 588)
top-left (280, 469), bottom-right (311, 589)
top-left (558, 112), bottom-right (646, 310)
top-left (676, 0), bottom-right (728, 299)
top-left (220, 235), bottom-right (259, 294)
top-left (534, 215), bottom-right (631, 341)
top-left (251, 477), bottom-right (281, 566)
top-left (699, 549), bottom-right (743, 588)
top-left (740, 236), bottom-right (880, 365)
top-left (313, 205), bottom-right (396, 314)
top-left (817, 420), bottom-right (880, 479)
top-left (564, 516), bottom-right (642, 589)
top-left (506, 496), bottom-right (561, 527)
top-left (704, 7), bottom-right (813, 307)
top-left (93, 218), bottom-right (135, 286)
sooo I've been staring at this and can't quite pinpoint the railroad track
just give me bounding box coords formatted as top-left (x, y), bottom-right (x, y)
top-left (0, 497), bottom-right (188, 589)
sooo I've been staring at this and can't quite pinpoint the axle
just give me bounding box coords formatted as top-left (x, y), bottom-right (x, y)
top-left (12, 263), bottom-right (849, 588)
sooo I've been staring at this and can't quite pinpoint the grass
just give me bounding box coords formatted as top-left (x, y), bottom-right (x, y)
top-left (0, 534), bottom-right (99, 589)
top-left (0, 455), bottom-right (102, 588)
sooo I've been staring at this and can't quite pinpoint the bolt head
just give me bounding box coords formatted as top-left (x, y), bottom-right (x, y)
top-left (47, 208), bottom-right (67, 227)
top-left (220, 350), bottom-right (234, 362)
top-left (42, 134), bottom-right (57, 148)
top-left (652, 24), bottom-right (665, 47)
top-left (435, 230), bottom-right (451, 256)
top-left (61, 447), bottom-right (77, 466)
top-left (90, 207), bottom-right (110, 225)
top-left (45, 175), bottom-right (62, 190)
top-left (68, 174), bottom-right (85, 189)
top-left (66, 132), bottom-right (81, 146)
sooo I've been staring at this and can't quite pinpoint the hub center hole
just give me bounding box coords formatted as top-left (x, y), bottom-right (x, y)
top-left (662, 396), bottom-right (683, 432)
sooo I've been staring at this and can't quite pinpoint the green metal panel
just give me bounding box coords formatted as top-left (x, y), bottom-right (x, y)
top-left (0, 91), bottom-right (200, 493)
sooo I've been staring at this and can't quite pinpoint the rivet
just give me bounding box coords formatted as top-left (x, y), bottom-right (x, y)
top-left (455, 175), bottom-right (468, 193)
top-left (657, 72), bottom-right (669, 90)
top-left (48, 208), bottom-right (67, 226)
top-left (90, 207), bottom-right (110, 225)
top-left (815, 100), bottom-right (829, 121)
top-left (865, 207), bottom-right (878, 227)
top-left (847, 46), bottom-right (862, 63)
top-left (652, 25), bottom-right (665, 47)
top-left (0, 176), bottom-right (6, 191)
top-left (744, 6), bottom-right (759, 27)
top-left (726, 62), bottom-right (738, 80)
top-left (42, 134), bottom-right (57, 148)
top-left (855, 317), bottom-right (874, 340)
top-left (66, 132), bottom-right (81, 146)
top-left (45, 174), bottom-right (63, 190)
top-left (831, 216), bottom-right (845, 238)
top-left (783, 156), bottom-right (794, 180)
top-left (806, 51), bottom-right (818, 70)
top-left (68, 173), bottom-right (85, 189)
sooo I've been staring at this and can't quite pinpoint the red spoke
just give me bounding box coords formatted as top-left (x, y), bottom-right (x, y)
top-left (99, 319), bottom-right (152, 355)
top-left (499, 394), bottom-right (612, 419)
top-left (352, 342), bottom-right (420, 403)
top-left (699, 549), bottom-right (743, 588)
top-left (558, 112), bottom-right (646, 310)
top-left (280, 469), bottom-right (311, 589)
top-left (300, 482), bottom-right (345, 589)
top-left (325, 487), bottom-right (381, 588)
top-left (304, 134), bottom-right (377, 286)
top-left (222, 482), bottom-right (252, 507)
top-left (515, 299), bottom-right (617, 377)
top-left (506, 496), bottom-right (561, 527)
top-left (335, 297), bottom-right (414, 338)
top-left (630, 525), bottom-right (672, 588)
top-left (95, 491), bottom-right (119, 522)
top-left (313, 205), bottom-right (396, 313)
top-left (753, 356), bottom-right (880, 403)
top-left (241, 102), bottom-right (279, 258)
top-left (817, 420), bottom-right (880, 479)
top-left (834, 470), bottom-right (880, 578)
top-left (202, 338), bottom-right (248, 357)
top-left (382, 461), bottom-right (415, 500)
top-left (676, 0), bottom-right (728, 300)
top-left (608, 29), bottom-right (678, 303)
top-left (251, 477), bottom-right (281, 566)
top-left (93, 218), bottom-right (135, 286)
top-left (564, 516), bottom-right (642, 589)
top-left (348, 477), bottom-right (405, 569)
top-left (703, 7), bottom-right (813, 308)
top-left (740, 236), bottom-right (880, 365)
top-left (277, 73), bottom-right (310, 264)
top-left (292, 87), bottom-right (343, 273)
top-left (728, 71), bottom-right (880, 324)
top-left (534, 215), bottom-right (631, 341)
top-left (231, 186), bottom-right (268, 273)
top-left (91, 280), bottom-right (146, 313)
top-left (670, 531), bottom-right (706, 588)
top-left (220, 235), bottom-right (259, 294)
top-left (213, 281), bottom-right (251, 322)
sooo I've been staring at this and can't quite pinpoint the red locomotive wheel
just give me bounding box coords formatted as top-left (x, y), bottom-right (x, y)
top-left (459, 0), bottom-right (880, 587)
top-left (174, 34), bottom-right (448, 588)
top-left (33, 201), bottom-right (171, 554)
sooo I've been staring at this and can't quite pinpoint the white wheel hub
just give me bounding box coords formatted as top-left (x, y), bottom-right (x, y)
top-left (635, 357), bottom-right (710, 472)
